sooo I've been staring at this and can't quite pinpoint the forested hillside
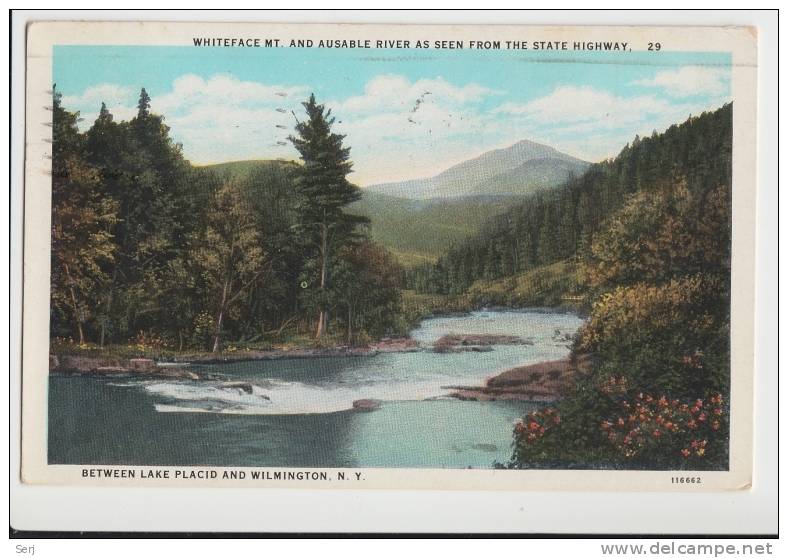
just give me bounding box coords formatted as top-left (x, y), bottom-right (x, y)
top-left (50, 88), bottom-right (404, 353)
top-left (409, 104), bottom-right (733, 298)
top-left (503, 104), bottom-right (733, 470)
top-left (350, 192), bottom-right (528, 266)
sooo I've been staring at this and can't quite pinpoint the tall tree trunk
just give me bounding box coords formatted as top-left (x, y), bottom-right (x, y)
top-left (212, 310), bottom-right (224, 353)
top-left (63, 263), bottom-right (85, 345)
top-left (100, 267), bottom-right (118, 348)
top-left (212, 279), bottom-right (230, 353)
top-left (315, 220), bottom-right (328, 338)
top-left (347, 302), bottom-right (353, 344)
top-left (316, 310), bottom-right (326, 338)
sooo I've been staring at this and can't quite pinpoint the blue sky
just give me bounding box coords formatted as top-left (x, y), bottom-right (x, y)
top-left (55, 46), bottom-right (732, 186)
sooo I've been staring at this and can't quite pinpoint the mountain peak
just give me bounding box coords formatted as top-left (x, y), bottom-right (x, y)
top-left (366, 140), bottom-right (589, 200)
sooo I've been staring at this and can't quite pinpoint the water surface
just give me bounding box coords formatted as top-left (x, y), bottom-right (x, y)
top-left (48, 310), bottom-right (582, 468)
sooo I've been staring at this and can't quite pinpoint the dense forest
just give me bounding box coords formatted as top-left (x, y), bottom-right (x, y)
top-left (501, 104), bottom-right (733, 470)
top-left (50, 87), bottom-right (405, 353)
top-left (407, 104), bottom-right (733, 299)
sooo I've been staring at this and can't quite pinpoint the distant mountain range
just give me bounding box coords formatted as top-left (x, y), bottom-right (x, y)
top-left (201, 139), bottom-right (591, 267)
top-left (365, 139), bottom-right (590, 200)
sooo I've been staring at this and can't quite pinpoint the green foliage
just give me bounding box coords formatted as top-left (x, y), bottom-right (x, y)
top-left (397, 290), bottom-right (474, 333)
top-left (331, 241), bottom-right (406, 342)
top-left (583, 180), bottom-right (731, 296)
top-left (578, 276), bottom-right (729, 397)
top-left (191, 181), bottom-right (269, 352)
top-left (466, 260), bottom-right (582, 308)
top-left (350, 192), bottom-right (523, 266)
top-left (289, 94), bottom-right (369, 338)
top-left (507, 105), bottom-right (732, 470)
top-left (411, 104), bottom-right (733, 296)
top-left (50, 86), bottom-right (119, 346)
top-left (50, 90), bottom-right (407, 353)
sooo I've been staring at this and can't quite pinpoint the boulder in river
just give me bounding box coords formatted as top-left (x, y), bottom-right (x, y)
top-left (129, 358), bottom-right (156, 372)
top-left (352, 398), bottom-right (381, 412)
top-left (433, 334), bottom-right (526, 353)
top-left (219, 381), bottom-right (256, 394)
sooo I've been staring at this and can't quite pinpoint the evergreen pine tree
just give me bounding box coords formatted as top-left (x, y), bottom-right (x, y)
top-left (289, 94), bottom-right (368, 337)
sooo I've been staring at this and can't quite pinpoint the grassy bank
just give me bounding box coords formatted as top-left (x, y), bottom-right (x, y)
top-left (466, 259), bottom-right (585, 310)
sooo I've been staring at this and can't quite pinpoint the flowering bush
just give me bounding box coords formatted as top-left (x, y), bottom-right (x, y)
top-left (514, 407), bottom-right (561, 445)
top-left (510, 387), bottom-right (728, 470)
top-left (601, 392), bottom-right (727, 464)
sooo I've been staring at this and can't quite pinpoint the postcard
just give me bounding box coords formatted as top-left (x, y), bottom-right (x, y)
top-left (20, 21), bottom-right (757, 491)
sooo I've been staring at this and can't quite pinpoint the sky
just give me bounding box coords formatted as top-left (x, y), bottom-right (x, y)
top-left (54, 46), bottom-right (732, 186)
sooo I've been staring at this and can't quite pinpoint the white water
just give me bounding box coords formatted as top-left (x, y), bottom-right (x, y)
top-left (141, 310), bottom-right (583, 416)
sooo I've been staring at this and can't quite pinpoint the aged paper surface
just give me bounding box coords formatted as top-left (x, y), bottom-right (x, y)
top-left (22, 21), bottom-right (756, 491)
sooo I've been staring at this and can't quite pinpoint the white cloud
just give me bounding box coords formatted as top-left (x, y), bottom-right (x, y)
top-left (62, 84), bottom-right (138, 123)
top-left (489, 84), bottom-right (729, 164)
top-left (60, 73), bottom-right (729, 186)
top-left (62, 83), bottom-right (135, 108)
top-left (493, 85), bottom-right (675, 130)
top-left (63, 73), bottom-right (501, 183)
top-left (633, 66), bottom-right (730, 98)
top-left (333, 74), bottom-right (494, 116)
top-left (153, 74), bottom-right (308, 115)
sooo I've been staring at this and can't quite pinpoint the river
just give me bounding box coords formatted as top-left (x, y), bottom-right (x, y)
top-left (48, 309), bottom-right (583, 468)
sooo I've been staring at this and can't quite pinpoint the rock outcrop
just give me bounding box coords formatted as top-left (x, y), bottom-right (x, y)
top-left (433, 334), bottom-right (532, 353)
top-left (352, 399), bottom-right (382, 412)
top-left (50, 354), bottom-right (203, 380)
top-left (447, 353), bottom-right (594, 402)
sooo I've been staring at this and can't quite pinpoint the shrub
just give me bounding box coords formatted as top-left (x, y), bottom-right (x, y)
top-left (577, 275), bottom-right (729, 397)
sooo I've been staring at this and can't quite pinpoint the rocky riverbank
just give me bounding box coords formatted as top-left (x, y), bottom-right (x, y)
top-left (432, 333), bottom-right (532, 353)
top-left (446, 353), bottom-right (593, 402)
top-left (49, 354), bottom-right (206, 380)
top-left (49, 337), bottom-right (421, 378)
